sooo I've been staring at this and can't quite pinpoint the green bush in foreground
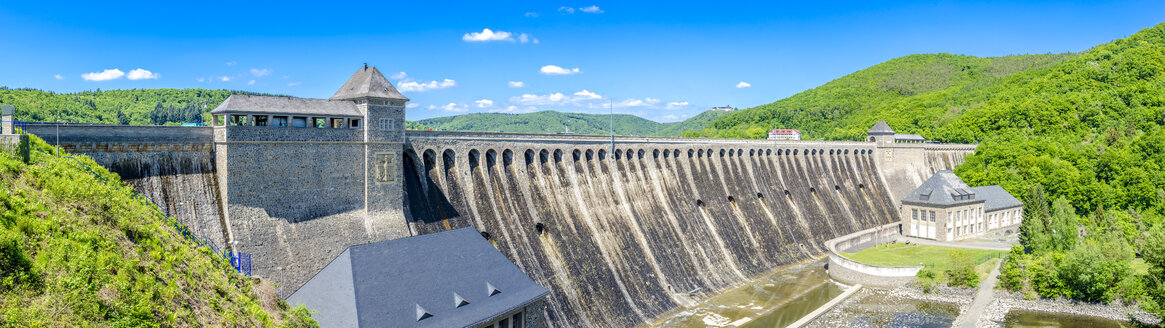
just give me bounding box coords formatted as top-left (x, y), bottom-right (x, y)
top-left (0, 134), bottom-right (316, 327)
top-left (944, 249), bottom-right (980, 288)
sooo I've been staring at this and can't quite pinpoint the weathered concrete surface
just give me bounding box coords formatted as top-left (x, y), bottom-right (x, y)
top-left (875, 144), bottom-right (975, 206)
top-left (0, 134), bottom-right (29, 163)
top-left (403, 134), bottom-right (900, 327)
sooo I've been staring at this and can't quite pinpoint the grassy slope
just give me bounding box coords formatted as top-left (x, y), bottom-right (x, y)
top-left (0, 133), bottom-right (315, 327)
top-left (700, 52), bottom-right (1079, 140)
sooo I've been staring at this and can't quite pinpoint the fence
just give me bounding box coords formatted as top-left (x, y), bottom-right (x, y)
top-left (17, 128), bottom-right (252, 276)
top-left (919, 252), bottom-right (1006, 269)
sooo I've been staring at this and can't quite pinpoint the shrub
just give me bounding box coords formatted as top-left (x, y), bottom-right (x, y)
top-left (945, 250), bottom-right (980, 288)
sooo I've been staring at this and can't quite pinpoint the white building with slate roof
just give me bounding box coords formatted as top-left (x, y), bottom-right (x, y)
top-left (900, 170), bottom-right (1023, 241)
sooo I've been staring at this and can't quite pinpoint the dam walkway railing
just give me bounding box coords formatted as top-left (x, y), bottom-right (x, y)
top-left (15, 126), bottom-right (253, 276)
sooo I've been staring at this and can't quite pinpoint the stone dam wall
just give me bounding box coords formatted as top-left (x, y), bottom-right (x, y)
top-left (403, 134), bottom-right (899, 327)
top-left (21, 126), bottom-right (972, 327)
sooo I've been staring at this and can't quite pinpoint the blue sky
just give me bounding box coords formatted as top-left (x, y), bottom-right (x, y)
top-left (0, 1), bottom-right (1162, 122)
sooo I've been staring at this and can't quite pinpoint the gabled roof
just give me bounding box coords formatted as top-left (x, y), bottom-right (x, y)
top-left (868, 121), bottom-right (895, 134)
top-left (330, 66), bottom-right (409, 101)
top-left (903, 170), bottom-right (983, 206)
top-left (287, 227), bottom-right (549, 328)
top-left (209, 95), bottom-right (363, 117)
top-left (894, 134), bottom-right (926, 141)
top-left (769, 129), bottom-right (801, 134)
top-left (971, 185), bottom-right (1024, 212)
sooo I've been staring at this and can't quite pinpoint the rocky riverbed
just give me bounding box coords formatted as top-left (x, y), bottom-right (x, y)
top-left (978, 290), bottom-right (1161, 327)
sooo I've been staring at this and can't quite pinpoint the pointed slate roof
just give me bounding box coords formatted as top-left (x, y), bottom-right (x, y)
top-left (330, 65), bottom-right (410, 101)
top-left (287, 227), bottom-right (549, 328)
top-left (902, 170), bottom-right (982, 207)
top-left (868, 120), bottom-right (895, 134)
top-left (971, 185), bottom-right (1024, 212)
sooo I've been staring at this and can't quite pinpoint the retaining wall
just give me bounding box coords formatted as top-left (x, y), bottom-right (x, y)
top-left (825, 222), bottom-right (921, 288)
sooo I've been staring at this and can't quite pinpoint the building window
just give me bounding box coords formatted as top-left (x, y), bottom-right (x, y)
top-left (350, 118), bottom-right (361, 129)
top-left (272, 116), bottom-right (288, 127)
top-left (254, 116), bottom-right (269, 126)
top-left (379, 118), bottom-right (396, 131)
top-left (930, 211), bottom-right (935, 222)
top-left (291, 117), bottom-right (307, 128)
top-left (331, 118), bottom-right (345, 128)
top-left (912, 209), bottom-right (918, 221)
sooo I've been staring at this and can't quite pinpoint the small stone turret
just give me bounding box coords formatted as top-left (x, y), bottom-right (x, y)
top-left (867, 121), bottom-right (895, 147)
top-left (0, 104), bottom-right (30, 163)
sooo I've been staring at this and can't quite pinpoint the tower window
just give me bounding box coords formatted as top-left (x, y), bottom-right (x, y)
top-left (350, 118), bottom-right (361, 128)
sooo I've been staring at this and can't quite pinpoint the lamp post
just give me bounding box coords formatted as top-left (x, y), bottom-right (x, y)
top-left (55, 119), bottom-right (61, 157)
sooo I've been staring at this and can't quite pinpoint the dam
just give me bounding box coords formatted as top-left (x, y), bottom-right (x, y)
top-left (20, 66), bottom-right (976, 327)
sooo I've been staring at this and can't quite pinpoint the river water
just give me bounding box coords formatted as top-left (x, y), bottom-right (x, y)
top-left (653, 259), bottom-right (843, 328)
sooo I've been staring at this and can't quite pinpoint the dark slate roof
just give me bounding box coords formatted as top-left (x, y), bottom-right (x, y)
top-left (971, 185), bottom-right (1024, 212)
top-left (868, 121), bottom-right (895, 134)
top-left (209, 95), bottom-right (363, 117)
top-left (330, 66), bottom-right (409, 101)
top-left (288, 227), bottom-right (550, 328)
top-left (902, 170), bottom-right (983, 206)
top-left (894, 134), bottom-right (926, 141)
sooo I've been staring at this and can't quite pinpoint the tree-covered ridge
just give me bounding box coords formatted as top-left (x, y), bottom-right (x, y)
top-left (419, 110), bottom-right (727, 137)
top-left (0, 88), bottom-right (285, 125)
top-left (700, 52), bottom-right (1078, 140)
top-left (0, 134), bottom-right (316, 326)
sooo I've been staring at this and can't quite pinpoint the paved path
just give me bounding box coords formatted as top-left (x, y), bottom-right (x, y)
top-left (785, 284), bottom-right (863, 328)
top-left (953, 259), bottom-right (1004, 328)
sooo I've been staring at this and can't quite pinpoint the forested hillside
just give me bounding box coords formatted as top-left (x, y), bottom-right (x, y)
top-left (0, 133), bottom-right (316, 326)
top-left (700, 52), bottom-right (1079, 140)
top-left (705, 22), bottom-right (1165, 318)
top-left (420, 111), bottom-right (673, 136)
top-left (0, 88), bottom-right (280, 125)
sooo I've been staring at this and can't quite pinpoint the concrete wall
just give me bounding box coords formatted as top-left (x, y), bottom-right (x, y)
top-left (825, 222), bottom-right (920, 288)
top-left (401, 133), bottom-right (900, 327)
top-left (876, 144), bottom-right (976, 206)
top-left (0, 134), bottom-right (29, 163)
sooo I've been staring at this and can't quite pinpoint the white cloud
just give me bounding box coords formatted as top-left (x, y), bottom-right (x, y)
top-left (736, 81), bottom-right (751, 88)
top-left (81, 69), bottom-right (125, 81)
top-left (406, 103), bottom-right (420, 109)
top-left (287, 81), bottom-right (301, 87)
top-left (196, 77), bottom-right (206, 82)
top-left (220, 76), bottom-right (232, 82)
top-left (540, 65), bottom-right (581, 75)
top-left (525, 12), bottom-right (539, 18)
top-left (248, 80), bottom-right (256, 85)
top-left (463, 28), bottom-right (513, 42)
top-left (573, 89), bottom-right (601, 99)
top-left (250, 68), bottom-right (272, 77)
top-left (53, 74), bottom-right (64, 80)
top-left (126, 68), bottom-right (160, 80)
top-left (389, 71), bottom-right (408, 80)
top-left (615, 98), bottom-right (651, 107)
top-left (225, 61), bottom-right (237, 66)
top-left (558, 6), bottom-right (575, 13)
top-left (397, 78), bottom-right (457, 92)
top-left (429, 103), bottom-right (469, 112)
top-left (645, 97), bottom-right (660, 104)
top-left (475, 99), bottom-right (494, 108)
top-left (518, 33), bottom-right (538, 44)
top-left (507, 81), bottom-right (525, 88)
top-left (580, 5), bottom-right (604, 13)
top-left (665, 101), bottom-right (689, 110)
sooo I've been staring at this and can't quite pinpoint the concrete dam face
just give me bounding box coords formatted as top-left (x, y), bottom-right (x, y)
top-left (26, 125), bottom-right (974, 327)
top-left (402, 137), bottom-right (901, 327)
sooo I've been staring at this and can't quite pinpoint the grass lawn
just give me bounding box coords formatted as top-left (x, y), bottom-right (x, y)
top-left (841, 244), bottom-right (1006, 272)
top-left (1131, 258), bottom-right (1149, 276)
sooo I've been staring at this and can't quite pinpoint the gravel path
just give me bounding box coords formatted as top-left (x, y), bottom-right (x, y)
top-left (951, 259), bottom-right (1002, 327)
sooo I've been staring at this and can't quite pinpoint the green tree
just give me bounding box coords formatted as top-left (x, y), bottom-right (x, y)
top-left (1049, 197), bottom-right (1079, 252)
top-left (945, 249), bottom-right (980, 288)
top-left (1020, 185), bottom-right (1051, 253)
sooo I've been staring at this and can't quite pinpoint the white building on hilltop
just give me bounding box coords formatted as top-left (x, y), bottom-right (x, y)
top-left (767, 129), bottom-right (801, 141)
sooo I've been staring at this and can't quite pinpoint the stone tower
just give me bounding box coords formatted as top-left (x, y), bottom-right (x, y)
top-left (331, 65), bottom-right (410, 237)
top-left (867, 120), bottom-right (896, 147)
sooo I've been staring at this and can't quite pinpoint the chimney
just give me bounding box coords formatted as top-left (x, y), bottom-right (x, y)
top-left (363, 63), bottom-right (368, 70)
